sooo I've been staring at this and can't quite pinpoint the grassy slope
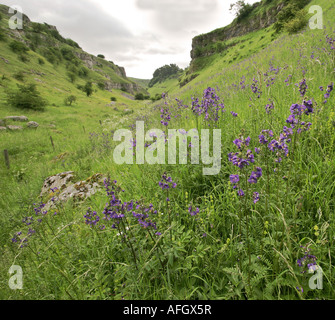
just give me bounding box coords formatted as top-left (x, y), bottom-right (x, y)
top-left (1, 0), bottom-right (335, 300)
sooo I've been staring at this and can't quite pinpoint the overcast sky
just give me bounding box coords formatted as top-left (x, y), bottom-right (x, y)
top-left (1, 0), bottom-right (259, 79)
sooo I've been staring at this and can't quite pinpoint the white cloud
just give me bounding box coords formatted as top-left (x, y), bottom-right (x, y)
top-left (1, 0), bottom-right (260, 79)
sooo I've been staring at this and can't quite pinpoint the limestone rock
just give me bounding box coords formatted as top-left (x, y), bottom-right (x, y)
top-left (5, 116), bottom-right (28, 122)
top-left (7, 125), bottom-right (23, 130)
top-left (40, 171), bottom-right (76, 197)
top-left (0, 126), bottom-right (7, 131)
top-left (40, 172), bottom-right (107, 210)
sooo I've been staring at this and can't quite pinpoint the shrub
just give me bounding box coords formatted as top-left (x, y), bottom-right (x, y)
top-left (61, 47), bottom-right (76, 61)
top-left (38, 57), bottom-right (45, 65)
top-left (97, 81), bottom-right (105, 90)
top-left (31, 22), bottom-right (47, 33)
top-left (229, 1), bottom-right (253, 22)
top-left (65, 38), bottom-right (80, 49)
top-left (7, 83), bottom-right (47, 111)
top-left (97, 54), bottom-right (105, 59)
top-left (13, 71), bottom-right (25, 82)
top-left (67, 72), bottom-right (77, 83)
top-left (284, 9), bottom-right (308, 34)
top-left (64, 95), bottom-right (77, 106)
top-left (41, 47), bottom-right (62, 65)
top-left (110, 97), bottom-right (117, 102)
top-left (135, 93), bottom-right (144, 100)
top-left (274, 1), bottom-right (310, 34)
top-left (0, 28), bottom-right (5, 42)
top-left (78, 67), bottom-right (89, 78)
top-left (83, 81), bottom-right (93, 97)
top-left (121, 84), bottom-right (128, 92)
top-left (9, 40), bottom-right (29, 54)
top-left (18, 54), bottom-right (30, 63)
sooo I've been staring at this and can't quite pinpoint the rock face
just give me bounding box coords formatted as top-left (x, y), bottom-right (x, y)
top-left (40, 172), bottom-right (107, 210)
top-left (190, 1), bottom-right (286, 62)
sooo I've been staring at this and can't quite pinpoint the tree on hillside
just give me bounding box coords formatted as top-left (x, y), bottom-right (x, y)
top-left (148, 64), bottom-right (183, 88)
top-left (83, 81), bottom-right (93, 97)
top-left (229, 0), bottom-right (253, 21)
top-left (6, 83), bottom-right (47, 111)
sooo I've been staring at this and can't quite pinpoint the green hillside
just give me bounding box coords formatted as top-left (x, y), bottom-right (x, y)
top-left (1, 0), bottom-right (335, 301)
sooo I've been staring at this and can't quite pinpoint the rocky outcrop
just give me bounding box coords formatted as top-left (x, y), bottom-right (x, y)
top-left (5, 116), bottom-right (28, 122)
top-left (103, 81), bottom-right (141, 95)
top-left (27, 121), bottom-right (39, 128)
top-left (7, 125), bottom-right (23, 131)
top-left (0, 116), bottom-right (41, 131)
top-left (75, 52), bottom-right (127, 79)
top-left (190, 1), bottom-right (285, 61)
top-left (40, 171), bottom-right (107, 210)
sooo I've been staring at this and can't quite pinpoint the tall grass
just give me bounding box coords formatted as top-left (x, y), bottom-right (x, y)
top-left (1, 0), bottom-right (335, 300)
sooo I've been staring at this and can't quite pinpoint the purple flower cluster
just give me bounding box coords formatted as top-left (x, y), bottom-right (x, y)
top-left (284, 74), bottom-right (292, 86)
top-left (188, 206), bottom-right (200, 216)
top-left (11, 201), bottom-right (52, 248)
top-left (259, 128), bottom-right (291, 163)
top-left (228, 136), bottom-right (255, 170)
top-left (191, 87), bottom-right (225, 125)
top-left (248, 167), bottom-right (263, 184)
top-left (265, 100), bottom-right (274, 114)
top-left (231, 111), bottom-right (238, 117)
top-left (160, 93), bottom-right (172, 126)
top-left (297, 246), bottom-right (318, 273)
top-left (86, 178), bottom-right (158, 232)
top-left (323, 82), bottom-right (333, 104)
top-left (326, 34), bottom-right (335, 50)
top-left (259, 130), bottom-right (274, 145)
top-left (251, 77), bottom-right (262, 98)
top-left (286, 100), bottom-right (313, 134)
top-left (84, 208), bottom-right (101, 227)
top-left (160, 107), bottom-right (171, 126)
top-left (297, 79), bottom-right (308, 97)
top-left (253, 192), bottom-right (260, 204)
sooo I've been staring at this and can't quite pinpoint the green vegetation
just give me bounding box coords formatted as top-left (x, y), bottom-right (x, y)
top-left (229, 0), bottom-right (254, 21)
top-left (1, 0), bottom-right (335, 301)
top-left (274, 0), bottom-right (311, 34)
top-left (148, 64), bottom-right (183, 88)
top-left (6, 83), bottom-right (47, 111)
top-left (64, 95), bottom-right (77, 106)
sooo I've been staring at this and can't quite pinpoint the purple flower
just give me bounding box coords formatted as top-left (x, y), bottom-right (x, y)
top-left (298, 79), bottom-right (308, 97)
top-left (253, 192), bottom-right (260, 204)
top-left (188, 206), bottom-right (200, 216)
top-left (159, 173), bottom-right (177, 190)
top-left (230, 174), bottom-right (240, 184)
top-left (248, 172), bottom-right (258, 184)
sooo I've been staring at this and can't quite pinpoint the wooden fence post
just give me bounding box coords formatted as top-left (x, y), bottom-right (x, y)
top-left (4, 149), bottom-right (10, 169)
top-left (50, 136), bottom-right (55, 151)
